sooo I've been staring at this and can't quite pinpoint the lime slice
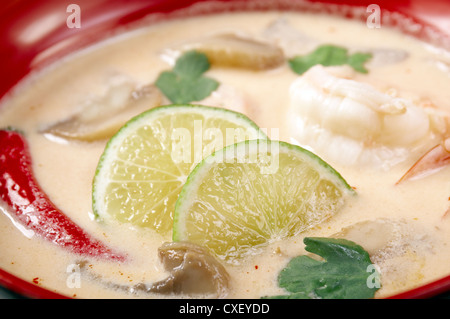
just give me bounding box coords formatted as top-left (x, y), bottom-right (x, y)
top-left (173, 140), bottom-right (355, 261)
top-left (92, 104), bottom-right (267, 234)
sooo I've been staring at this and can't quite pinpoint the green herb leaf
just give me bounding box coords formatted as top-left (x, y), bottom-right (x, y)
top-left (155, 50), bottom-right (219, 104)
top-left (264, 237), bottom-right (381, 299)
top-left (288, 45), bottom-right (372, 75)
top-left (173, 50), bottom-right (211, 77)
top-left (346, 52), bottom-right (373, 73)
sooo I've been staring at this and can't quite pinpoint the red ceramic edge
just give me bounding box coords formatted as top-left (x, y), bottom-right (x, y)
top-left (0, 268), bottom-right (69, 299)
top-left (387, 274), bottom-right (450, 299)
top-left (0, 0), bottom-right (449, 299)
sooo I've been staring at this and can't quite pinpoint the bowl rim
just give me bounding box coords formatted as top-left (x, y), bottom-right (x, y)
top-left (0, 0), bottom-right (449, 299)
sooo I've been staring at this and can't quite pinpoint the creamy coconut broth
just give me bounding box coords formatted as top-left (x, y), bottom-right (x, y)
top-left (1, 11), bottom-right (450, 299)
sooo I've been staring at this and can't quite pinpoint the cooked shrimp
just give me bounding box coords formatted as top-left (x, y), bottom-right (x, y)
top-left (287, 65), bottom-right (447, 169)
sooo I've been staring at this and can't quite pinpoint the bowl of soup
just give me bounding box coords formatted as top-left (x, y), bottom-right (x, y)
top-left (1, 0), bottom-right (449, 300)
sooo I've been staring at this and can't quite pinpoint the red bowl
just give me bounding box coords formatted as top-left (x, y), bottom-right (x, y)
top-left (0, 0), bottom-right (449, 299)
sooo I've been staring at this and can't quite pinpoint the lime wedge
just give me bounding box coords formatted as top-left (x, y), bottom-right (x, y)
top-left (173, 140), bottom-right (355, 261)
top-left (92, 104), bottom-right (266, 234)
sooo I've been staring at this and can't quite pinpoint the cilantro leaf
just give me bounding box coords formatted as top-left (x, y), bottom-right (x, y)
top-left (155, 50), bottom-right (219, 104)
top-left (264, 237), bottom-right (381, 299)
top-left (347, 52), bottom-right (373, 73)
top-left (173, 50), bottom-right (211, 78)
top-left (288, 45), bottom-right (372, 75)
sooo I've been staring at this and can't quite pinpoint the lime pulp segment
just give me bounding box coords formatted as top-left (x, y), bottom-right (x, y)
top-left (92, 104), bottom-right (267, 234)
top-left (173, 139), bottom-right (355, 261)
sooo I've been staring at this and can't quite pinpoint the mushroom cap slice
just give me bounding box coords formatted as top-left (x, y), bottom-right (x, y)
top-left (149, 242), bottom-right (230, 298)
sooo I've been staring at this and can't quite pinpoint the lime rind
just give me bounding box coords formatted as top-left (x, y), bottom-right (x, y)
top-left (92, 104), bottom-right (267, 232)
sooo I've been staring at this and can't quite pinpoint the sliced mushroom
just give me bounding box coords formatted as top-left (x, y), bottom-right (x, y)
top-left (42, 81), bottom-right (162, 142)
top-left (262, 17), bottom-right (316, 57)
top-left (137, 242), bottom-right (230, 298)
top-left (76, 242), bottom-right (229, 298)
top-left (197, 84), bottom-right (249, 114)
top-left (263, 17), bottom-right (409, 67)
top-left (332, 218), bottom-right (435, 265)
top-left (333, 218), bottom-right (435, 295)
top-left (365, 48), bottom-right (409, 67)
top-left (164, 32), bottom-right (285, 71)
top-left (333, 218), bottom-right (401, 256)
